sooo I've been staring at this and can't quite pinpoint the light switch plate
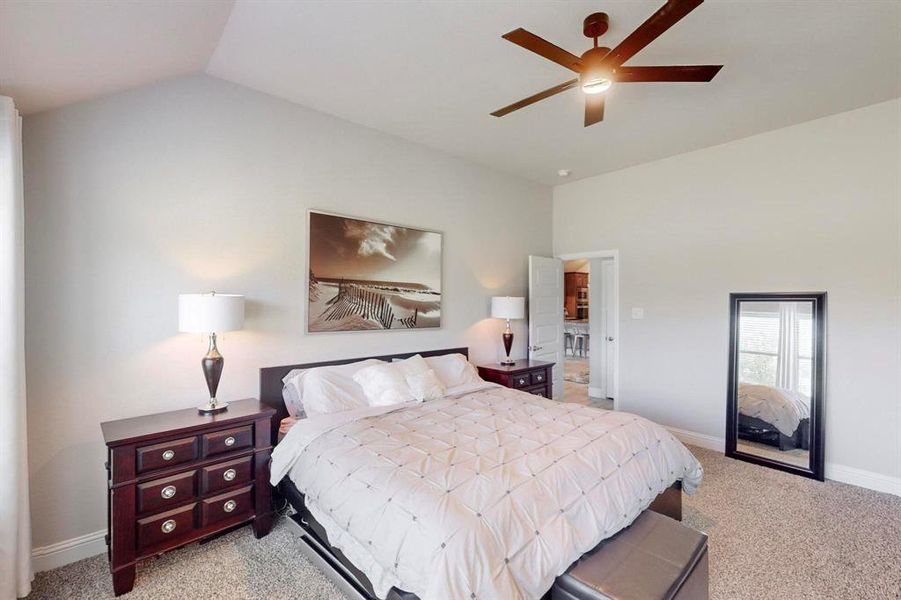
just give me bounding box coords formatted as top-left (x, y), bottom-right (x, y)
top-left (631, 308), bottom-right (644, 319)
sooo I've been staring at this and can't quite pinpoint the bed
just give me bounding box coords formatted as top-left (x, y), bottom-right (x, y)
top-left (737, 384), bottom-right (810, 451)
top-left (261, 348), bottom-right (703, 600)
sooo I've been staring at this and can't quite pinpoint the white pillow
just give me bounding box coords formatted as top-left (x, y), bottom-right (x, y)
top-left (281, 377), bottom-right (306, 418)
top-left (354, 355), bottom-right (431, 407)
top-left (396, 354), bottom-right (431, 377)
top-left (423, 354), bottom-right (482, 388)
top-left (282, 359), bottom-right (383, 418)
top-left (406, 369), bottom-right (446, 401)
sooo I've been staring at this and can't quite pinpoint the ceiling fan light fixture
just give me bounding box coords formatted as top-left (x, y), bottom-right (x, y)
top-left (580, 56), bottom-right (613, 95)
top-left (581, 76), bottom-right (612, 95)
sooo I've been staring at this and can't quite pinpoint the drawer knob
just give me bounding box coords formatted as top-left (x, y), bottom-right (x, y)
top-left (536, 374), bottom-right (544, 381)
top-left (518, 378), bottom-right (526, 385)
top-left (224, 436), bottom-right (236, 447)
top-left (223, 468), bottom-right (237, 482)
top-left (223, 500), bottom-right (237, 513)
top-left (160, 485), bottom-right (177, 499)
top-left (162, 450), bottom-right (175, 461)
top-left (161, 519), bottom-right (177, 534)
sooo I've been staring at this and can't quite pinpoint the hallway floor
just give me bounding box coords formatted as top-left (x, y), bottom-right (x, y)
top-left (562, 357), bottom-right (612, 409)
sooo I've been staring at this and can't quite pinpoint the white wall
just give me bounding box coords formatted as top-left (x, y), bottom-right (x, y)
top-left (23, 74), bottom-right (552, 553)
top-left (554, 99), bottom-right (901, 487)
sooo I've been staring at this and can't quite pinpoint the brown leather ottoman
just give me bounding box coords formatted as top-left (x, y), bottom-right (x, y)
top-left (552, 510), bottom-right (709, 600)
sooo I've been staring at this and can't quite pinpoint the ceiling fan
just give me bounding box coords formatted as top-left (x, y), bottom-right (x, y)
top-left (491, 0), bottom-right (723, 127)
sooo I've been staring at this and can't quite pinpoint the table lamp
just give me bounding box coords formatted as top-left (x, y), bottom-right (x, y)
top-left (491, 296), bottom-right (525, 365)
top-left (178, 292), bottom-right (245, 414)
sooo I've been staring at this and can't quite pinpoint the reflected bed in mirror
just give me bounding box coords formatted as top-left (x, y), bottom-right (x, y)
top-left (726, 293), bottom-right (826, 480)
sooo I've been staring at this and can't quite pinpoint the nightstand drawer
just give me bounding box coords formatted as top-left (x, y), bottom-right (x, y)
top-left (511, 373), bottom-right (531, 388)
top-left (526, 384), bottom-right (550, 398)
top-left (477, 361), bottom-right (555, 400)
top-left (201, 456), bottom-right (252, 495)
top-left (137, 503), bottom-right (197, 552)
top-left (136, 437), bottom-right (198, 473)
top-left (137, 470), bottom-right (196, 514)
top-left (202, 425), bottom-right (253, 457)
top-left (530, 370), bottom-right (548, 386)
top-left (201, 485), bottom-right (254, 528)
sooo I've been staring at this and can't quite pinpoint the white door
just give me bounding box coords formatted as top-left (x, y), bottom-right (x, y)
top-left (528, 256), bottom-right (564, 398)
top-left (601, 259), bottom-right (617, 399)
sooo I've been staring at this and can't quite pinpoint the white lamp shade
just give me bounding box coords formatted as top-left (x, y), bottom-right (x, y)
top-left (178, 293), bottom-right (245, 333)
top-left (491, 296), bottom-right (525, 320)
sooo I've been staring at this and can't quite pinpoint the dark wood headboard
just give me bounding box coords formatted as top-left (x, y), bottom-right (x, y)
top-left (259, 347), bottom-right (468, 443)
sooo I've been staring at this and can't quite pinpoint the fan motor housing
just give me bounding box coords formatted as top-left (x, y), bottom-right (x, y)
top-left (581, 46), bottom-right (612, 62)
top-left (583, 12), bottom-right (609, 39)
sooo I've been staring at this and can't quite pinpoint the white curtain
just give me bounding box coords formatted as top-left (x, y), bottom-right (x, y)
top-left (775, 302), bottom-right (799, 393)
top-left (0, 96), bottom-right (32, 599)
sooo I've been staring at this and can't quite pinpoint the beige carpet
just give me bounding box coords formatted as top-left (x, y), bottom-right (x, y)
top-left (28, 448), bottom-right (901, 599)
top-left (683, 447), bottom-right (901, 599)
top-left (737, 439), bottom-right (809, 468)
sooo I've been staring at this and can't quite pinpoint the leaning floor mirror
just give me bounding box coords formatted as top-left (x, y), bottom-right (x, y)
top-left (726, 293), bottom-right (826, 480)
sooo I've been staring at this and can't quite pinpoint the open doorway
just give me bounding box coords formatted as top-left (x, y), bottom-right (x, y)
top-left (560, 252), bottom-right (617, 410)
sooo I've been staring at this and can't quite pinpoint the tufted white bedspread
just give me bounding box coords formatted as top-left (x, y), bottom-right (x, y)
top-left (738, 383), bottom-right (810, 437)
top-left (271, 385), bottom-right (703, 600)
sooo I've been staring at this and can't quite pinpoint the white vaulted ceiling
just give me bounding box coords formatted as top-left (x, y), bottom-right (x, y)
top-left (0, 0), bottom-right (234, 115)
top-left (2, 1), bottom-right (899, 183)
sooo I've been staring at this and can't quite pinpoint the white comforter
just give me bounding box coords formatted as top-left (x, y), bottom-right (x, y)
top-left (271, 384), bottom-right (703, 600)
top-left (738, 384), bottom-right (810, 437)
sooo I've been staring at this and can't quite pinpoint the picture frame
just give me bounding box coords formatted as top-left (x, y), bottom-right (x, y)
top-left (306, 210), bottom-right (443, 333)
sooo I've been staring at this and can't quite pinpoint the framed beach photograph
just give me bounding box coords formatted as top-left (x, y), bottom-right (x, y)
top-left (307, 211), bottom-right (442, 332)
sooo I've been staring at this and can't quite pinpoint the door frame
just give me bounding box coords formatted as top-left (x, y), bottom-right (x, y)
top-left (557, 249), bottom-right (619, 409)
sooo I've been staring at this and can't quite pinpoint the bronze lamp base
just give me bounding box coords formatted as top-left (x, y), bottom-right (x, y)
top-left (199, 332), bottom-right (227, 414)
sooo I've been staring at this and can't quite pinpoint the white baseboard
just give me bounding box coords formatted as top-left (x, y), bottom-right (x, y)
top-left (825, 462), bottom-right (901, 496)
top-left (666, 426), bottom-right (900, 497)
top-left (32, 529), bottom-right (106, 572)
top-left (588, 386), bottom-right (604, 398)
top-left (666, 426), bottom-right (725, 452)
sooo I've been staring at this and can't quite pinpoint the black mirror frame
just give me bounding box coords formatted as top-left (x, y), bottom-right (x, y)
top-left (726, 292), bottom-right (826, 481)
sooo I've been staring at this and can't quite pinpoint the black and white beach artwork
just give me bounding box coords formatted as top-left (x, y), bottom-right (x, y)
top-left (308, 212), bottom-right (442, 332)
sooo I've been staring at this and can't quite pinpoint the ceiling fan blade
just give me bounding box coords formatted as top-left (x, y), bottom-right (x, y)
top-left (603, 0), bottom-right (704, 68)
top-left (502, 28), bottom-right (583, 73)
top-left (584, 94), bottom-right (605, 127)
top-left (615, 65), bottom-right (722, 82)
top-left (491, 79), bottom-right (579, 117)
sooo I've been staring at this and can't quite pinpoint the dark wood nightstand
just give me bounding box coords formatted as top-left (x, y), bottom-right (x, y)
top-left (100, 399), bottom-right (276, 596)
top-left (477, 359), bottom-right (555, 398)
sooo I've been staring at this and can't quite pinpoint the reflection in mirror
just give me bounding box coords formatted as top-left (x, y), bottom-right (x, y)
top-left (727, 293), bottom-right (825, 480)
top-left (736, 301), bottom-right (812, 467)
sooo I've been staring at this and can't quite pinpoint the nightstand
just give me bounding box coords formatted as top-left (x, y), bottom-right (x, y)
top-left (100, 399), bottom-right (276, 596)
top-left (477, 359), bottom-right (555, 398)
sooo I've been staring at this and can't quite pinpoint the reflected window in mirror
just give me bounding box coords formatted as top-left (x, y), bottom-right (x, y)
top-left (727, 293), bottom-right (825, 480)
